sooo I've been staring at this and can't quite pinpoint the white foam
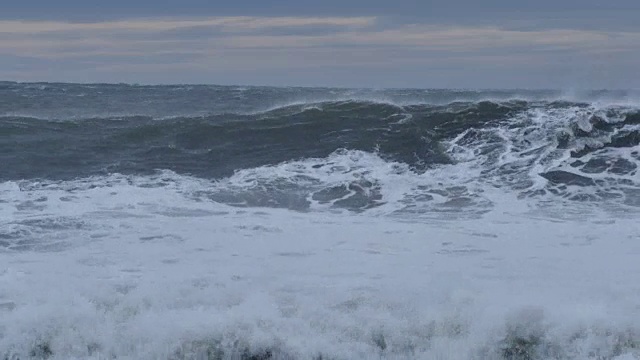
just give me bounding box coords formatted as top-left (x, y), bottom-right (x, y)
top-left (1, 173), bottom-right (640, 359)
top-left (207, 149), bottom-right (497, 218)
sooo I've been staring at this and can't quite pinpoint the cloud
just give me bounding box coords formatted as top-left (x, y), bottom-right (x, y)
top-left (0, 15), bottom-right (639, 88)
top-left (0, 16), bottom-right (376, 34)
top-left (2, 17), bottom-right (636, 57)
top-left (217, 26), bottom-right (620, 50)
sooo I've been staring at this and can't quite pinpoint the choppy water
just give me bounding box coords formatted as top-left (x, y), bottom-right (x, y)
top-left (1, 82), bottom-right (640, 359)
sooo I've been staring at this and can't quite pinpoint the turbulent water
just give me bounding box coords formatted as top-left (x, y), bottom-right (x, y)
top-left (1, 82), bottom-right (640, 359)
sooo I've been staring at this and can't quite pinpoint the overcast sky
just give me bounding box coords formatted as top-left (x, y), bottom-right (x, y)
top-left (1, 0), bottom-right (639, 88)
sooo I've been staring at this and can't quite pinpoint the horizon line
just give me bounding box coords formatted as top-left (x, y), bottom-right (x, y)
top-left (2, 79), bottom-right (636, 92)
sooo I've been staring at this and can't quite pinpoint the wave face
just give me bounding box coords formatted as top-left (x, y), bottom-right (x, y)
top-left (2, 83), bottom-right (640, 359)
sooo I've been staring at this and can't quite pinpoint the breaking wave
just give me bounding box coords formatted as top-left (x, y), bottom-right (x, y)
top-left (2, 98), bottom-right (640, 212)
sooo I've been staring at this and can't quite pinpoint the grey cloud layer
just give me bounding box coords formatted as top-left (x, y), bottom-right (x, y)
top-left (0, 16), bottom-right (638, 88)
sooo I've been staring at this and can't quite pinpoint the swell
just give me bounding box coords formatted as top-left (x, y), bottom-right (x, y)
top-left (0, 100), bottom-right (525, 181)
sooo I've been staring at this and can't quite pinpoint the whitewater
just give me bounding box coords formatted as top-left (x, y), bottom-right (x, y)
top-left (1, 82), bottom-right (639, 359)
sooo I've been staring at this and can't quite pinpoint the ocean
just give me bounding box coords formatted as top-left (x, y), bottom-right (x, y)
top-left (1, 82), bottom-right (639, 359)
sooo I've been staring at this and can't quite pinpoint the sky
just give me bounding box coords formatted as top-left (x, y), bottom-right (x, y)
top-left (1, 0), bottom-right (639, 88)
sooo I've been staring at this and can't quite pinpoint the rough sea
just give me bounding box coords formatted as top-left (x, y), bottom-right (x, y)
top-left (1, 82), bottom-right (640, 359)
